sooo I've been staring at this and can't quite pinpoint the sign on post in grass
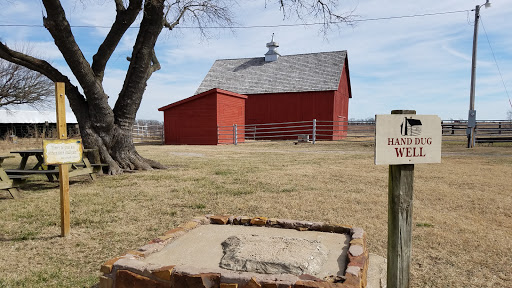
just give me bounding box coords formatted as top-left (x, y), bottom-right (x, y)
top-left (375, 110), bottom-right (442, 288)
top-left (43, 139), bottom-right (83, 165)
top-left (375, 114), bottom-right (442, 165)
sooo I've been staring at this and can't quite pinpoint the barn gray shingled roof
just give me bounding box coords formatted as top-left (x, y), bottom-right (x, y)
top-left (195, 50), bottom-right (347, 95)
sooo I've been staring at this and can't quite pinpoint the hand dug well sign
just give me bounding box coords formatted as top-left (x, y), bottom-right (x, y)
top-left (375, 115), bottom-right (441, 165)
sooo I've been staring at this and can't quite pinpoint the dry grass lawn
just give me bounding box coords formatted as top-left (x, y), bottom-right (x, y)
top-left (0, 139), bottom-right (511, 287)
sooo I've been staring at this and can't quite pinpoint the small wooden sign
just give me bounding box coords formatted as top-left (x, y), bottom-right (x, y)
top-left (375, 114), bottom-right (442, 165)
top-left (43, 139), bottom-right (83, 165)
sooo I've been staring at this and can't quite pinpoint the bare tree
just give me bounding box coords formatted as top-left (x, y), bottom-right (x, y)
top-left (0, 59), bottom-right (53, 108)
top-left (0, 0), bottom-right (354, 175)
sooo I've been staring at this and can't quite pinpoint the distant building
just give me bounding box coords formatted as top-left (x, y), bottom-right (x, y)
top-left (160, 38), bottom-right (352, 145)
top-left (0, 110), bottom-right (78, 138)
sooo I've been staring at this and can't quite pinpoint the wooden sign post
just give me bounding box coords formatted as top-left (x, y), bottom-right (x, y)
top-left (55, 82), bottom-right (70, 237)
top-left (375, 110), bottom-right (442, 288)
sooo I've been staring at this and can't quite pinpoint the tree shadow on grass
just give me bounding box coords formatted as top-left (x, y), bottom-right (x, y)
top-left (0, 183), bottom-right (58, 200)
top-left (0, 177), bottom-right (93, 200)
top-left (0, 233), bottom-right (61, 242)
top-left (17, 181), bottom-right (60, 191)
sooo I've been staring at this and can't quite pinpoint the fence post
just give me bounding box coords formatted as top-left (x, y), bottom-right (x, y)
top-left (161, 125), bottom-right (165, 144)
top-left (474, 123), bottom-right (477, 143)
top-left (33, 124), bottom-right (38, 138)
top-left (44, 121), bottom-right (49, 138)
top-left (312, 119), bottom-right (317, 144)
top-left (233, 124), bottom-right (238, 145)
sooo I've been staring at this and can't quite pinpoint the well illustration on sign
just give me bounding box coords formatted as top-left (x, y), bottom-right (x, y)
top-left (400, 118), bottom-right (422, 136)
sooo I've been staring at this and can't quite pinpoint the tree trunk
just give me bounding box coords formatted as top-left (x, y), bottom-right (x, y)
top-left (0, 0), bottom-right (172, 174)
top-left (79, 118), bottom-right (165, 175)
top-left (56, 81), bottom-right (161, 175)
top-left (44, 0), bottom-right (167, 175)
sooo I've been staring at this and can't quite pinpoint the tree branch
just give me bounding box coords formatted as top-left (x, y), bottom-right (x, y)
top-left (148, 49), bottom-right (161, 77)
top-left (0, 41), bottom-right (90, 128)
top-left (114, 0), bottom-right (125, 11)
top-left (1, 42), bottom-right (68, 84)
top-left (41, 0), bottom-right (115, 130)
top-left (164, 4), bottom-right (190, 30)
top-left (0, 60), bottom-right (53, 108)
top-left (162, 0), bottom-right (234, 38)
top-left (276, 0), bottom-right (356, 32)
top-left (91, 0), bottom-right (143, 81)
top-left (41, 0), bottom-right (100, 97)
top-left (113, 0), bottom-right (165, 128)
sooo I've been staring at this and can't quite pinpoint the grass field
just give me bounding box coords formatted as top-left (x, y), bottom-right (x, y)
top-left (0, 139), bottom-right (511, 287)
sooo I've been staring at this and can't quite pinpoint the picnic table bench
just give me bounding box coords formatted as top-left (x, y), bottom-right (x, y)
top-left (0, 155), bottom-right (28, 199)
top-left (5, 148), bottom-right (107, 182)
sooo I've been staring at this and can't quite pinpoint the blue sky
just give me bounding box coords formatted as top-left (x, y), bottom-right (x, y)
top-left (1, 0), bottom-right (511, 121)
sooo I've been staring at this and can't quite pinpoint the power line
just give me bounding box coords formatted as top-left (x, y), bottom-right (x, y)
top-left (352, 10), bottom-right (469, 23)
top-left (0, 9), bottom-right (469, 29)
top-left (480, 16), bottom-right (512, 109)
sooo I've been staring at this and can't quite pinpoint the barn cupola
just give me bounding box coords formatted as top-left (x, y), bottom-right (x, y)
top-left (265, 34), bottom-right (280, 62)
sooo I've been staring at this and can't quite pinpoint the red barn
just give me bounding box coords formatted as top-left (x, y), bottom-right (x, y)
top-left (160, 40), bottom-right (352, 144)
top-left (158, 88), bottom-right (246, 145)
top-left (195, 43), bottom-right (352, 140)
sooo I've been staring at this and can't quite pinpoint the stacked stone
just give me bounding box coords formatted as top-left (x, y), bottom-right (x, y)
top-left (99, 215), bottom-right (368, 288)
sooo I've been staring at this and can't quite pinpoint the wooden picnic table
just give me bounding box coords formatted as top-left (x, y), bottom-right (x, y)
top-left (0, 155), bottom-right (25, 199)
top-left (10, 149), bottom-right (46, 170)
top-left (6, 148), bottom-right (106, 182)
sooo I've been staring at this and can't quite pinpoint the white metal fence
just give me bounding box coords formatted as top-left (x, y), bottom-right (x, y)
top-left (218, 119), bottom-right (512, 145)
top-left (218, 119), bottom-right (375, 145)
top-left (132, 124), bottom-right (164, 144)
top-left (128, 120), bottom-right (512, 145)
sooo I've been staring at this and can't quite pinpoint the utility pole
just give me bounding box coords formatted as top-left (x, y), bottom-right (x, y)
top-left (467, 1), bottom-right (491, 148)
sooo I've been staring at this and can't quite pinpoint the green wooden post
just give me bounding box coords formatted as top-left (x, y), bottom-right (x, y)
top-left (387, 109), bottom-right (415, 288)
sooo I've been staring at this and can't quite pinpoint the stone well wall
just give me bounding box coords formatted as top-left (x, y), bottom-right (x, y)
top-left (99, 215), bottom-right (369, 288)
